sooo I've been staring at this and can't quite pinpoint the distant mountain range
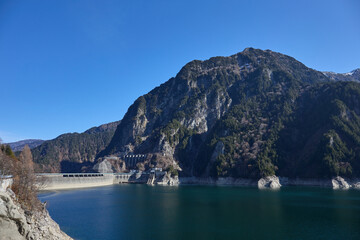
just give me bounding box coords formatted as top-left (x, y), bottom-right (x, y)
top-left (323, 68), bottom-right (360, 82)
top-left (7, 139), bottom-right (44, 152)
top-left (27, 48), bottom-right (360, 179)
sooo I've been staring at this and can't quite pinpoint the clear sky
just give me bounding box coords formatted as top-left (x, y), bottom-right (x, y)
top-left (0, 0), bottom-right (359, 142)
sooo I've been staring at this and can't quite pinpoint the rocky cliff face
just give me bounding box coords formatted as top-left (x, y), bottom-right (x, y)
top-left (31, 121), bottom-right (120, 173)
top-left (0, 188), bottom-right (72, 240)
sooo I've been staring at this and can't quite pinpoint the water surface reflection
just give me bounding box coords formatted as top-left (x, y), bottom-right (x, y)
top-left (39, 185), bottom-right (360, 240)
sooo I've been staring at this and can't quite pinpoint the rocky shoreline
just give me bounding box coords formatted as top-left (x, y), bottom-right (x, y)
top-left (174, 176), bottom-right (360, 190)
top-left (35, 172), bottom-right (360, 191)
top-left (37, 173), bottom-right (360, 190)
top-left (0, 185), bottom-right (72, 240)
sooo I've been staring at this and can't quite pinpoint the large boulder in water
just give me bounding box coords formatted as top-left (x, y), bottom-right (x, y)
top-left (332, 176), bottom-right (350, 189)
top-left (258, 176), bottom-right (281, 189)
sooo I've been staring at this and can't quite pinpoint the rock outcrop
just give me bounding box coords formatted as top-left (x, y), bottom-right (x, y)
top-left (332, 176), bottom-right (350, 189)
top-left (258, 176), bottom-right (281, 189)
top-left (353, 181), bottom-right (360, 189)
top-left (157, 173), bottom-right (179, 186)
top-left (0, 187), bottom-right (72, 240)
top-left (0, 178), bottom-right (12, 191)
top-left (93, 159), bottom-right (114, 173)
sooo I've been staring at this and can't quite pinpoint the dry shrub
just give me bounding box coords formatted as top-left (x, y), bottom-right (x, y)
top-left (10, 145), bottom-right (42, 211)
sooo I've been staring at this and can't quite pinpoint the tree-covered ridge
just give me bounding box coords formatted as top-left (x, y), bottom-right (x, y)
top-left (7, 139), bottom-right (44, 152)
top-left (202, 80), bottom-right (360, 179)
top-left (31, 121), bottom-right (120, 172)
top-left (277, 82), bottom-right (360, 178)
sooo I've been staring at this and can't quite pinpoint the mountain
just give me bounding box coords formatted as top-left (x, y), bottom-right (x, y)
top-left (31, 121), bottom-right (120, 172)
top-left (32, 48), bottom-right (360, 179)
top-left (323, 68), bottom-right (360, 82)
top-left (7, 139), bottom-right (44, 152)
top-left (99, 48), bottom-right (360, 179)
top-left (277, 81), bottom-right (360, 178)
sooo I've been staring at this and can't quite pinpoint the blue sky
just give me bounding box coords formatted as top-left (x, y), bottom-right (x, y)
top-left (0, 0), bottom-right (359, 142)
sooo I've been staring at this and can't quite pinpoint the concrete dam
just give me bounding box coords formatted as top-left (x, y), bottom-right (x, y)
top-left (37, 171), bottom-right (159, 190)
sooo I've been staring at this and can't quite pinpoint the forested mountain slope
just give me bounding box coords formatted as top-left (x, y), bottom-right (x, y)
top-left (32, 121), bottom-right (120, 172)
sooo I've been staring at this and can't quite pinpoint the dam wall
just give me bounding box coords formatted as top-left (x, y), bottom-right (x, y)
top-left (38, 173), bottom-right (115, 190)
top-left (114, 172), bottom-right (149, 184)
top-left (37, 170), bottom-right (162, 190)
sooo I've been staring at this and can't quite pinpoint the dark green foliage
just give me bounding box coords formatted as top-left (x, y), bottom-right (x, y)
top-left (194, 64), bottom-right (305, 178)
top-left (1, 144), bottom-right (16, 159)
top-left (166, 165), bottom-right (178, 177)
top-left (277, 82), bottom-right (360, 178)
top-left (320, 131), bottom-right (353, 177)
top-left (135, 136), bottom-right (143, 145)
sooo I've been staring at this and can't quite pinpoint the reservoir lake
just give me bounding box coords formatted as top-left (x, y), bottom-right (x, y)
top-left (38, 185), bottom-right (360, 240)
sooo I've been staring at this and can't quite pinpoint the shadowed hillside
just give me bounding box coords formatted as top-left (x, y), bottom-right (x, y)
top-left (31, 121), bottom-right (120, 172)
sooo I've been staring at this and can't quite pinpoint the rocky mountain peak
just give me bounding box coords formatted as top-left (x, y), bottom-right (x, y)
top-left (31, 49), bottom-right (360, 180)
top-left (349, 68), bottom-right (360, 81)
top-left (99, 48), bottom-right (347, 178)
top-left (322, 68), bottom-right (360, 82)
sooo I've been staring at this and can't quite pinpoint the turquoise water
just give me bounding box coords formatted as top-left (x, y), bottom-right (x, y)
top-left (38, 185), bottom-right (360, 240)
